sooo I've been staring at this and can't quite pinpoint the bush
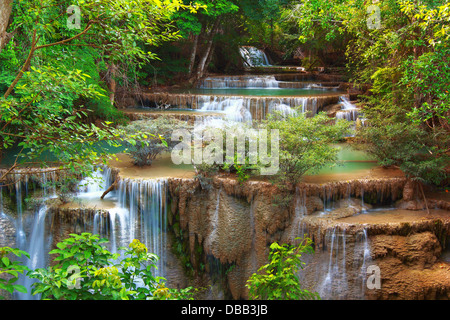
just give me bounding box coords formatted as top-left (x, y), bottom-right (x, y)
top-left (262, 111), bottom-right (351, 187)
top-left (246, 237), bottom-right (319, 300)
top-left (30, 233), bottom-right (194, 300)
top-left (120, 117), bottom-right (192, 167)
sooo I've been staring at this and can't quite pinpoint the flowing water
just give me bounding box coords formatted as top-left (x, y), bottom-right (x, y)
top-left (2, 68), bottom-right (446, 301)
top-left (239, 46), bottom-right (271, 67)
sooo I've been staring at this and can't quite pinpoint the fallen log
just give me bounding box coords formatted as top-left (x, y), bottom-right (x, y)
top-left (100, 179), bottom-right (117, 200)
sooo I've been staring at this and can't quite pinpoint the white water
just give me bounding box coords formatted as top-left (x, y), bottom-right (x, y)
top-left (77, 166), bottom-right (112, 198)
top-left (239, 46), bottom-right (271, 67)
top-left (199, 75), bottom-right (279, 89)
top-left (116, 178), bottom-right (169, 278)
top-left (198, 96), bottom-right (253, 123)
top-left (16, 205), bottom-right (49, 300)
top-left (336, 96), bottom-right (359, 121)
top-left (196, 95), bottom-right (318, 124)
top-left (0, 170), bottom-right (58, 300)
top-left (206, 187), bottom-right (222, 255)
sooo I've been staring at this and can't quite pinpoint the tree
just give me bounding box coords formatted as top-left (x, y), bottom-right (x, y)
top-left (0, 0), bottom-right (13, 54)
top-left (240, 0), bottom-right (291, 48)
top-left (0, 0), bottom-right (198, 184)
top-left (262, 111), bottom-right (351, 187)
top-left (286, 0), bottom-right (450, 186)
top-left (246, 237), bottom-right (320, 300)
top-left (119, 117), bottom-right (192, 167)
top-left (173, 0), bottom-right (239, 81)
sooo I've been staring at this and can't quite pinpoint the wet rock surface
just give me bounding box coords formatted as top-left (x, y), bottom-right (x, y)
top-left (1, 166), bottom-right (449, 300)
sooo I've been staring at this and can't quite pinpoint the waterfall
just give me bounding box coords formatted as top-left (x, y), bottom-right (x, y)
top-left (318, 226), bottom-right (372, 299)
top-left (199, 75), bottom-right (279, 89)
top-left (77, 166), bottom-right (112, 199)
top-left (268, 102), bottom-right (297, 118)
top-left (319, 227), bottom-right (349, 298)
top-left (116, 178), bottom-right (169, 278)
top-left (196, 95), bottom-right (319, 123)
top-left (198, 96), bottom-right (253, 123)
top-left (356, 228), bottom-right (372, 297)
top-left (16, 205), bottom-right (49, 300)
top-left (336, 96), bottom-right (359, 121)
top-left (239, 46), bottom-right (271, 67)
top-left (206, 187), bottom-right (222, 255)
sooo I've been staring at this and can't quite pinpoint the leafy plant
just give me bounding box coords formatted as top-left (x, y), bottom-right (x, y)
top-left (119, 117), bottom-right (191, 167)
top-left (30, 233), bottom-right (194, 300)
top-left (0, 247), bottom-right (29, 299)
top-left (246, 237), bottom-right (319, 300)
top-left (262, 111), bottom-right (351, 187)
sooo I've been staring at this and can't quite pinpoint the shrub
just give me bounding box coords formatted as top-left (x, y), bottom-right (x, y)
top-left (246, 237), bottom-right (319, 300)
top-left (120, 117), bottom-right (192, 167)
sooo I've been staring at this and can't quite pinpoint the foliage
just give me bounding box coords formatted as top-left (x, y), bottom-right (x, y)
top-left (119, 117), bottom-right (191, 167)
top-left (355, 121), bottom-right (449, 185)
top-left (193, 122), bottom-right (263, 184)
top-left (0, 66), bottom-right (125, 178)
top-left (222, 152), bottom-right (260, 183)
top-left (0, 247), bottom-right (30, 299)
top-left (30, 233), bottom-right (194, 300)
top-left (286, 0), bottom-right (450, 186)
top-left (261, 111), bottom-right (351, 187)
top-left (246, 237), bottom-right (319, 300)
top-left (0, 0), bottom-right (199, 183)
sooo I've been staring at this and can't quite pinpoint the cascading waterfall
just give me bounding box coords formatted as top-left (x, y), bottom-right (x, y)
top-left (206, 187), bottom-right (222, 255)
top-left (198, 96), bottom-right (253, 123)
top-left (196, 95), bottom-right (318, 123)
top-left (77, 166), bottom-right (112, 197)
top-left (116, 178), bottom-right (169, 279)
top-left (336, 96), bottom-right (359, 121)
top-left (355, 228), bottom-right (372, 297)
top-left (318, 227), bottom-right (350, 299)
top-left (199, 75), bottom-right (279, 89)
top-left (0, 170), bottom-right (58, 300)
top-left (291, 187), bottom-right (308, 243)
top-left (15, 205), bottom-right (49, 300)
top-left (239, 46), bottom-right (271, 67)
top-left (141, 92), bottom-right (331, 121)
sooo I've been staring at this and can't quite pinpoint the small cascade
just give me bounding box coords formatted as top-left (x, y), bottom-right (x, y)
top-left (290, 187), bottom-right (308, 243)
top-left (297, 224), bottom-right (373, 300)
top-left (353, 228), bottom-right (372, 298)
top-left (198, 96), bottom-right (253, 123)
top-left (267, 102), bottom-right (298, 118)
top-left (16, 205), bottom-right (50, 300)
top-left (116, 178), bottom-right (169, 278)
top-left (14, 178), bottom-right (26, 250)
top-left (318, 227), bottom-right (349, 299)
top-left (322, 184), bottom-right (336, 213)
top-left (336, 96), bottom-right (359, 121)
top-left (0, 170), bottom-right (58, 300)
top-left (239, 46), bottom-right (271, 67)
top-left (206, 187), bottom-right (222, 255)
top-left (141, 92), bottom-right (339, 121)
top-left (199, 75), bottom-right (279, 89)
top-left (77, 166), bottom-right (112, 198)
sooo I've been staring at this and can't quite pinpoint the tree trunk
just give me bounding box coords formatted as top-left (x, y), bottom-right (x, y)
top-left (4, 30), bottom-right (37, 99)
top-left (108, 63), bottom-right (118, 106)
top-left (205, 45), bottom-right (215, 73)
top-left (0, 0), bottom-right (13, 54)
top-left (188, 32), bottom-right (199, 76)
top-left (195, 18), bottom-right (221, 80)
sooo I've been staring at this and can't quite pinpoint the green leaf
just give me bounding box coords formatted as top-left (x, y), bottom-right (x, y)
top-left (1, 257), bottom-right (10, 267)
top-left (12, 285), bottom-right (27, 294)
